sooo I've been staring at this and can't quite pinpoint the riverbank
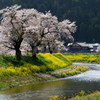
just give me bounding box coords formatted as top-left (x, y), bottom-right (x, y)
top-left (0, 64), bottom-right (88, 90)
top-left (50, 90), bottom-right (100, 100)
top-left (1, 53), bottom-right (100, 100)
top-left (0, 53), bottom-right (88, 89)
top-left (64, 53), bottom-right (100, 63)
top-left (69, 90), bottom-right (100, 100)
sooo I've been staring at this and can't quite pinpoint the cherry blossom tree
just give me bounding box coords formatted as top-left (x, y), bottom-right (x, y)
top-left (0, 5), bottom-right (25, 60)
top-left (41, 38), bottom-right (65, 53)
top-left (25, 11), bottom-right (77, 56)
top-left (58, 20), bottom-right (76, 45)
top-left (25, 11), bottom-right (59, 57)
top-left (38, 18), bottom-right (77, 53)
top-left (0, 5), bottom-right (39, 60)
top-left (0, 5), bottom-right (77, 59)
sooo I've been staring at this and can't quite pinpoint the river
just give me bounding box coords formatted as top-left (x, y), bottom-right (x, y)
top-left (0, 63), bottom-right (100, 100)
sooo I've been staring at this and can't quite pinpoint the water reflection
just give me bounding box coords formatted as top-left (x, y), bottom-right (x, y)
top-left (0, 80), bottom-right (74, 100)
top-left (0, 63), bottom-right (100, 100)
top-left (67, 70), bottom-right (100, 81)
top-left (1, 79), bottom-right (100, 100)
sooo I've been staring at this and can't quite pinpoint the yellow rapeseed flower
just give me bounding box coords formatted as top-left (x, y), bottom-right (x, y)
top-left (38, 53), bottom-right (67, 69)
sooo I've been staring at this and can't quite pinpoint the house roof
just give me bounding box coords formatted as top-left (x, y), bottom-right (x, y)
top-left (77, 42), bottom-right (93, 48)
top-left (68, 42), bottom-right (99, 48)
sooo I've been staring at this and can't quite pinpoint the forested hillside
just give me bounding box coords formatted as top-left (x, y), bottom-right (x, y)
top-left (0, 0), bottom-right (100, 43)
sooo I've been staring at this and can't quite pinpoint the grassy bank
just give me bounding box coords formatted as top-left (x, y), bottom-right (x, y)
top-left (50, 53), bottom-right (100, 100)
top-left (50, 90), bottom-right (100, 100)
top-left (0, 53), bottom-right (88, 89)
top-left (1, 53), bottom-right (100, 100)
top-left (69, 90), bottom-right (100, 100)
top-left (63, 53), bottom-right (100, 63)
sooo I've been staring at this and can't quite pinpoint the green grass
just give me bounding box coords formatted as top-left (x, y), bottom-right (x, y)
top-left (69, 91), bottom-right (100, 100)
top-left (0, 53), bottom-right (98, 90)
top-left (50, 91), bottom-right (100, 100)
top-left (63, 53), bottom-right (100, 63)
top-left (0, 53), bottom-right (73, 89)
top-left (51, 65), bottom-right (88, 78)
top-left (0, 55), bottom-right (46, 67)
top-left (50, 53), bottom-right (100, 100)
top-left (53, 53), bottom-right (72, 66)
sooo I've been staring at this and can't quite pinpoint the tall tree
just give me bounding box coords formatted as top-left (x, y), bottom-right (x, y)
top-left (0, 5), bottom-right (32, 60)
top-left (26, 11), bottom-right (76, 56)
top-left (0, 5), bottom-right (77, 58)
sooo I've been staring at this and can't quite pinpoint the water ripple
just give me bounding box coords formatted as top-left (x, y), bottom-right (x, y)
top-left (67, 70), bottom-right (100, 82)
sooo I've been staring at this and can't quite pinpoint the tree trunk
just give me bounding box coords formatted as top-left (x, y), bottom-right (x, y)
top-left (16, 49), bottom-right (22, 61)
top-left (48, 46), bottom-right (53, 54)
top-left (49, 50), bottom-right (53, 54)
top-left (14, 39), bottom-right (23, 61)
top-left (32, 53), bottom-right (37, 58)
top-left (32, 46), bottom-right (38, 59)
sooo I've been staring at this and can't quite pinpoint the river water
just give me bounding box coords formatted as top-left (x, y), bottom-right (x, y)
top-left (0, 63), bottom-right (100, 100)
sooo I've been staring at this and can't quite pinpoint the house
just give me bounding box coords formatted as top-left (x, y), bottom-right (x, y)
top-left (67, 42), bottom-right (99, 53)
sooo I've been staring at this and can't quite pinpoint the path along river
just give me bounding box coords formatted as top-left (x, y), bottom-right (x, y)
top-left (0, 63), bottom-right (100, 100)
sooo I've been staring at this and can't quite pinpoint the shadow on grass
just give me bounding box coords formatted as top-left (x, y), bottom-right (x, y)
top-left (1, 55), bottom-right (46, 67)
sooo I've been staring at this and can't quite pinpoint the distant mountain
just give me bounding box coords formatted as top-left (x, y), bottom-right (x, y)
top-left (0, 0), bottom-right (100, 43)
